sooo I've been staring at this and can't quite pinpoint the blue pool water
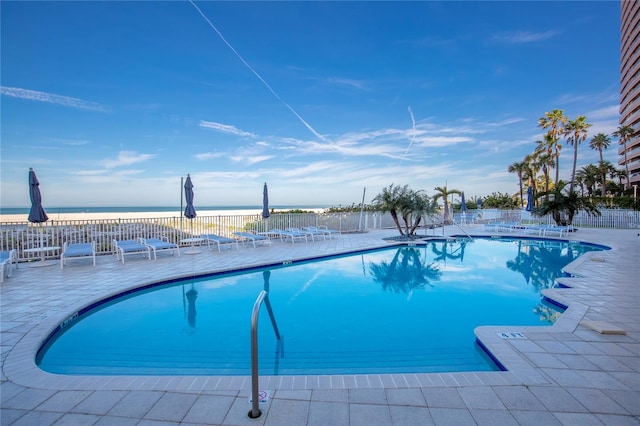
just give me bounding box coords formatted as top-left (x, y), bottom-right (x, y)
top-left (37, 237), bottom-right (605, 376)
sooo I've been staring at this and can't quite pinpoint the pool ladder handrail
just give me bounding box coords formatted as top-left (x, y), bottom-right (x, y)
top-left (249, 290), bottom-right (282, 419)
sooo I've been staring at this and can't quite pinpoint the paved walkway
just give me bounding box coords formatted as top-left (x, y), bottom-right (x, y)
top-left (1, 227), bottom-right (638, 425)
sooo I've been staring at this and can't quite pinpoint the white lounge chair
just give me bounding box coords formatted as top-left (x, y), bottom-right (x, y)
top-left (113, 239), bottom-right (151, 263)
top-left (270, 229), bottom-right (308, 243)
top-left (201, 234), bottom-right (239, 251)
top-left (60, 242), bottom-right (96, 269)
top-left (1, 249), bottom-right (16, 283)
top-left (287, 227), bottom-right (325, 241)
top-left (304, 226), bottom-right (339, 238)
top-left (139, 238), bottom-right (180, 259)
top-left (233, 231), bottom-right (272, 248)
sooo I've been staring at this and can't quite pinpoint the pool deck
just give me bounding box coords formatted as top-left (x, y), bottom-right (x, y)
top-left (1, 226), bottom-right (638, 425)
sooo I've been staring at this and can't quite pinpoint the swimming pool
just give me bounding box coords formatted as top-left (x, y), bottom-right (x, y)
top-left (37, 237), bottom-right (605, 376)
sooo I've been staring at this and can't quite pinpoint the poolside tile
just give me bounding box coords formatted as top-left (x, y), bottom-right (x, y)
top-left (107, 391), bottom-right (164, 418)
top-left (385, 388), bottom-right (426, 406)
top-left (181, 394), bottom-right (235, 424)
top-left (52, 413), bottom-right (103, 425)
top-left (388, 405), bottom-right (434, 425)
top-left (143, 392), bottom-right (198, 422)
top-left (9, 410), bottom-right (64, 426)
top-left (2, 388), bottom-right (57, 410)
top-left (263, 398), bottom-right (310, 426)
top-left (421, 387), bottom-right (466, 409)
top-left (509, 410), bottom-right (563, 426)
top-left (348, 388), bottom-right (387, 405)
top-left (458, 386), bottom-right (506, 410)
top-left (428, 407), bottom-right (476, 425)
top-left (565, 387), bottom-right (630, 415)
top-left (492, 385), bottom-right (547, 411)
top-left (94, 414), bottom-right (141, 425)
top-left (552, 412), bottom-right (607, 425)
top-left (595, 414), bottom-right (640, 425)
top-left (307, 401), bottom-right (349, 426)
top-left (528, 386), bottom-right (588, 412)
top-left (469, 408), bottom-right (519, 426)
top-left (349, 403), bottom-right (392, 426)
top-left (35, 389), bottom-right (93, 412)
top-left (72, 390), bottom-right (128, 415)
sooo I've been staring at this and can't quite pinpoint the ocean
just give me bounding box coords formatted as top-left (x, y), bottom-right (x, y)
top-left (0, 205), bottom-right (329, 215)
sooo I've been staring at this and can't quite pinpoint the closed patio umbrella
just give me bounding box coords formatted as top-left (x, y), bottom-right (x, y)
top-left (28, 168), bottom-right (48, 224)
top-left (27, 168), bottom-right (51, 265)
top-left (262, 182), bottom-right (270, 219)
top-left (184, 175), bottom-right (196, 220)
top-left (183, 175), bottom-right (201, 254)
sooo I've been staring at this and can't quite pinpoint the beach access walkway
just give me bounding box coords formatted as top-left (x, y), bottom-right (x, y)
top-left (1, 227), bottom-right (638, 425)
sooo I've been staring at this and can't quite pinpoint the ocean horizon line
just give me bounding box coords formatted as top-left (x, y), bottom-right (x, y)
top-left (0, 205), bottom-right (331, 216)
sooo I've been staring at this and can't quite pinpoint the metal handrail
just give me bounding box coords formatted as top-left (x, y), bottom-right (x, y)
top-left (249, 290), bottom-right (281, 419)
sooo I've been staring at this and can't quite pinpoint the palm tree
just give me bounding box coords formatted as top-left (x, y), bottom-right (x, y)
top-left (533, 141), bottom-right (556, 199)
top-left (371, 184), bottom-right (408, 235)
top-left (524, 153), bottom-right (541, 196)
top-left (405, 191), bottom-right (438, 235)
top-left (535, 181), bottom-right (600, 226)
top-left (612, 125), bottom-right (637, 189)
top-left (538, 109), bottom-right (567, 184)
top-left (575, 165), bottom-right (599, 196)
top-left (564, 115), bottom-right (592, 193)
top-left (589, 133), bottom-right (611, 196)
top-left (433, 185), bottom-right (462, 224)
top-left (508, 160), bottom-right (528, 207)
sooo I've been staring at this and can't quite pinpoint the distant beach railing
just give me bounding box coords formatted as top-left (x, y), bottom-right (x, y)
top-left (1, 209), bottom-right (637, 262)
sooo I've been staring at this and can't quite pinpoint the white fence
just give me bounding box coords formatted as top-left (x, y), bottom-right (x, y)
top-left (1, 209), bottom-right (638, 262)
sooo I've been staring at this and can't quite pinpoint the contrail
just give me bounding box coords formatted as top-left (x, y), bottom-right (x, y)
top-left (398, 106), bottom-right (417, 165)
top-left (188, 0), bottom-right (328, 142)
top-left (390, 106), bottom-right (417, 182)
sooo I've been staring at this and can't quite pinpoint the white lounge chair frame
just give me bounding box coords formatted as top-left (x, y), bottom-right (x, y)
top-left (201, 234), bottom-right (239, 251)
top-left (60, 242), bottom-right (96, 269)
top-left (139, 238), bottom-right (180, 259)
top-left (112, 239), bottom-right (151, 263)
top-left (233, 232), bottom-right (271, 248)
top-left (1, 249), bottom-right (16, 283)
top-left (270, 229), bottom-right (308, 244)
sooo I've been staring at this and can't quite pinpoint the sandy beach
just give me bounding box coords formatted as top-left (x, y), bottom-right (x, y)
top-left (0, 208), bottom-right (327, 223)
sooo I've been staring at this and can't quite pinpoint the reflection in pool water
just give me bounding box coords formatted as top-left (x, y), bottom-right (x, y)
top-left (37, 238), bottom-right (605, 376)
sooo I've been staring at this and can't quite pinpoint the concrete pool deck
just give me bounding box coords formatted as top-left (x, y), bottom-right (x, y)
top-left (1, 226), bottom-right (638, 425)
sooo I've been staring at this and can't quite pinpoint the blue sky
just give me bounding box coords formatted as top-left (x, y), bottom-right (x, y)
top-left (1, 1), bottom-right (622, 208)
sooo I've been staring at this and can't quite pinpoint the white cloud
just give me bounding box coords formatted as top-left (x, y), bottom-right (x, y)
top-left (492, 30), bottom-right (559, 44)
top-left (194, 152), bottom-right (224, 160)
top-left (199, 121), bottom-right (257, 137)
top-left (0, 86), bottom-right (108, 112)
top-left (104, 151), bottom-right (156, 169)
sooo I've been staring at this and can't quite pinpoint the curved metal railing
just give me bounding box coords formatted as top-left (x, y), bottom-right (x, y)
top-left (249, 290), bottom-right (282, 419)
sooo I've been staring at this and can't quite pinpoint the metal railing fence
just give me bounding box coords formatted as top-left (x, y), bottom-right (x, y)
top-left (1, 209), bottom-right (637, 262)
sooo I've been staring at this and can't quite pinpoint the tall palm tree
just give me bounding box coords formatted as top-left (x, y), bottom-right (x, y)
top-left (508, 160), bottom-right (528, 207)
top-left (524, 153), bottom-right (541, 196)
top-left (564, 115), bottom-right (592, 193)
top-left (433, 185), bottom-right (462, 224)
top-left (538, 109), bottom-right (567, 184)
top-left (533, 137), bottom-right (557, 199)
top-left (588, 133), bottom-right (611, 196)
top-left (612, 125), bottom-right (637, 188)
